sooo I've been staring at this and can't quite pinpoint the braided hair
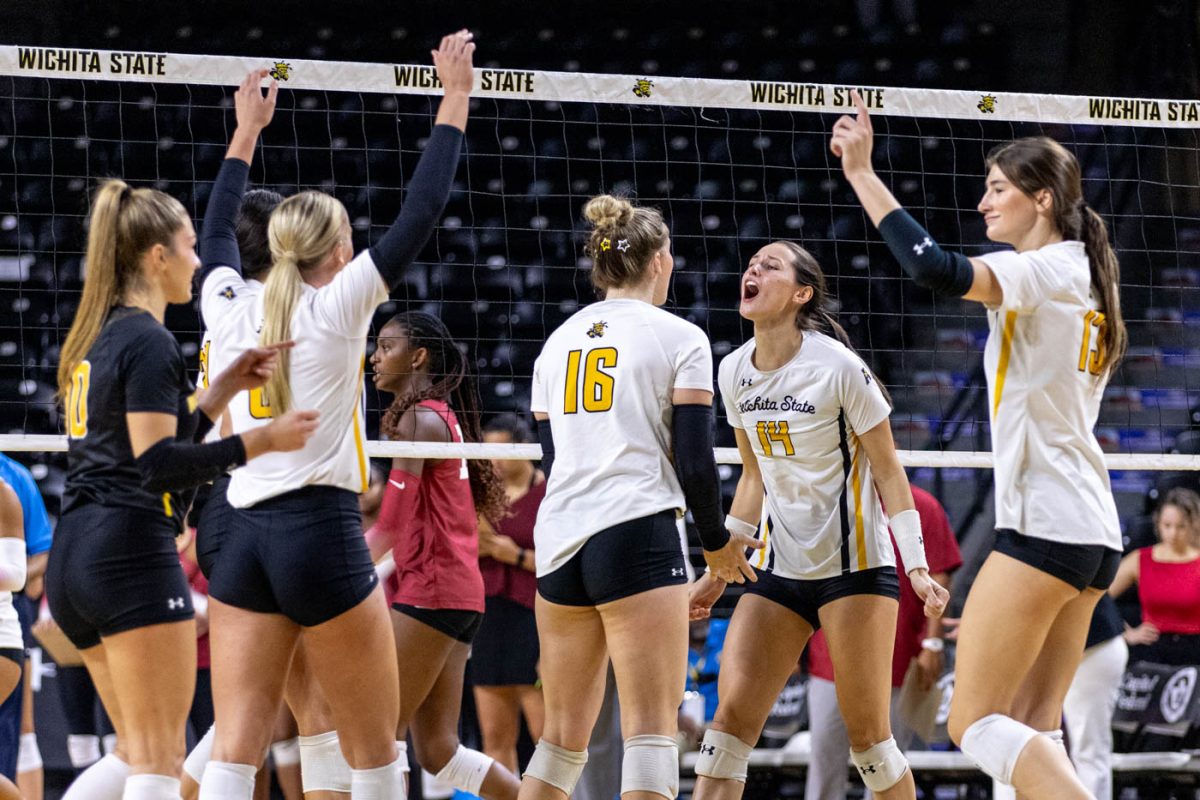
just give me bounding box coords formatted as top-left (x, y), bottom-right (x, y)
top-left (379, 312), bottom-right (508, 522)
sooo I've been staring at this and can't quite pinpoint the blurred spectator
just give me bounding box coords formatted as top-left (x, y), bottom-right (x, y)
top-left (472, 414), bottom-right (545, 776)
top-left (804, 486), bottom-right (961, 800)
top-left (1109, 487), bottom-right (1200, 666)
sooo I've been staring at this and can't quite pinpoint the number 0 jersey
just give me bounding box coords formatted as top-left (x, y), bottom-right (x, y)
top-left (62, 308), bottom-right (197, 528)
top-left (530, 298), bottom-right (713, 577)
top-left (719, 331), bottom-right (894, 580)
top-left (200, 251), bottom-right (387, 508)
top-left (978, 241), bottom-right (1121, 550)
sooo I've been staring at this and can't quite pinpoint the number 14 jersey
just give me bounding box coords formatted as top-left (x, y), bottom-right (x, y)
top-left (718, 331), bottom-right (894, 580)
top-left (531, 298), bottom-right (713, 577)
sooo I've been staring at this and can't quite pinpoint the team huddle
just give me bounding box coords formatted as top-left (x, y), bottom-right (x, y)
top-left (29, 26), bottom-right (1126, 800)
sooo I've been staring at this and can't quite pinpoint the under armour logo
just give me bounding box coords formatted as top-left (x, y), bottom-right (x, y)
top-left (913, 237), bottom-right (933, 256)
top-left (672, 568), bottom-right (685, 577)
top-left (699, 744), bottom-right (715, 756)
top-left (740, 378), bottom-right (753, 387)
top-left (858, 765), bottom-right (877, 774)
top-left (168, 597), bottom-right (186, 610)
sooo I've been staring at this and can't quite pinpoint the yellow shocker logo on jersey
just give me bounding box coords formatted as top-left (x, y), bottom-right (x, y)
top-left (220, 286), bottom-right (236, 300)
top-left (586, 321), bottom-right (608, 339)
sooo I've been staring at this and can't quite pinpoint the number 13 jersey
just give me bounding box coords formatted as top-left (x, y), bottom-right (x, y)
top-left (531, 298), bottom-right (713, 577)
top-left (718, 331), bottom-right (894, 580)
top-left (978, 240), bottom-right (1121, 550)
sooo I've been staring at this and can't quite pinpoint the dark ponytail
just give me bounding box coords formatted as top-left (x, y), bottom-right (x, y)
top-left (379, 312), bottom-right (508, 523)
top-left (775, 241), bottom-right (892, 406)
top-left (986, 137), bottom-right (1126, 376)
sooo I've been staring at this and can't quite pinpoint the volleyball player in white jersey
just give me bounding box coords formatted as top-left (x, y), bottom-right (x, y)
top-left (518, 195), bottom-right (760, 800)
top-left (185, 173), bottom-right (351, 799)
top-left (196, 32), bottom-right (474, 800)
top-left (832, 92), bottom-right (1126, 799)
top-left (687, 241), bottom-right (947, 800)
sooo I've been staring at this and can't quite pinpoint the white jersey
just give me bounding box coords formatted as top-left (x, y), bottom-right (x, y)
top-left (197, 279), bottom-right (264, 444)
top-left (979, 241), bottom-right (1121, 550)
top-left (200, 251), bottom-right (387, 508)
top-left (719, 332), bottom-right (894, 580)
top-left (531, 299), bottom-right (713, 577)
top-left (0, 593), bottom-right (20, 650)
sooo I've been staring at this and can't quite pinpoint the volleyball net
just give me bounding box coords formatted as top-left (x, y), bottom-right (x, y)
top-left (2, 45), bottom-right (1200, 492)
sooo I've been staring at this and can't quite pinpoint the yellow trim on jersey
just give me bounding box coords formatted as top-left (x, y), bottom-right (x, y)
top-left (352, 360), bottom-right (369, 493)
top-left (992, 311), bottom-right (1018, 418)
top-left (755, 516), bottom-right (771, 569)
top-left (162, 492), bottom-right (173, 518)
top-left (850, 442), bottom-right (867, 571)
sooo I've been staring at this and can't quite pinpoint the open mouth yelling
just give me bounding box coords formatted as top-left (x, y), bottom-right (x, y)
top-left (742, 279), bottom-right (761, 303)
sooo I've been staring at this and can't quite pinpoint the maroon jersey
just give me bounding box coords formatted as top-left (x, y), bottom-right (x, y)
top-left (383, 399), bottom-right (485, 613)
top-left (481, 477), bottom-right (545, 610)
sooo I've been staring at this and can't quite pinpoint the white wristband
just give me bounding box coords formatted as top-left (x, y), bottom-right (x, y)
top-left (724, 515), bottom-right (758, 539)
top-left (889, 508), bottom-right (928, 574)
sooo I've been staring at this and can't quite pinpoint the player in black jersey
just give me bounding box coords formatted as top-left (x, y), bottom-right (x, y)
top-left (46, 181), bottom-right (319, 800)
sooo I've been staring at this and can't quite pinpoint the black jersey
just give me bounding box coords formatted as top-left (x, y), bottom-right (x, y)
top-left (62, 307), bottom-right (198, 527)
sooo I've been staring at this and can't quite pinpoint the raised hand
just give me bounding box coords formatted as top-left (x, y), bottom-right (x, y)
top-left (432, 29), bottom-right (475, 96)
top-left (829, 89), bottom-right (875, 177)
top-left (235, 69), bottom-right (279, 132)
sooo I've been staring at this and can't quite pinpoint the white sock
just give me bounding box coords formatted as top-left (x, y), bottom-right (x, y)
top-left (103, 733), bottom-right (118, 755)
top-left (63, 753), bottom-right (129, 800)
top-left (183, 725), bottom-right (215, 782)
top-left (17, 731), bottom-right (42, 773)
top-left (349, 755), bottom-right (406, 800)
top-left (198, 760), bottom-right (256, 800)
top-left (67, 734), bottom-right (102, 770)
top-left (122, 774), bottom-right (182, 800)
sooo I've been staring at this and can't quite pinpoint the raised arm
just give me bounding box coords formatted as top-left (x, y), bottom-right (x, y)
top-left (369, 30), bottom-right (475, 290)
top-left (198, 70), bottom-right (278, 287)
top-left (831, 91), bottom-right (1002, 306)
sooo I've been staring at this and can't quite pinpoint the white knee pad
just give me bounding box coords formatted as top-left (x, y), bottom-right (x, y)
top-left (349, 756), bottom-right (405, 800)
top-left (270, 736), bottom-right (301, 768)
top-left (67, 734), bottom-right (101, 770)
top-left (960, 713), bottom-right (1039, 785)
top-left (524, 739), bottom-right (588, 796)
top-left (396, 741), bottom-right (410, 775)
top-left (198, 761), bottom-right (256, 800)
top-left (434, 744), bottom-right (493, 797)
top-left (849, 736), bottom-right (909, 793)
top-left (183, 725), bottom-right (215, 782)
top-left (298, 730), bottom-right (353, 793)
top-left (122, 773), bottom-right (181, 800)
top-left (621, 734), bottom-right (678, 799)
top-left (18, 731), bottom-right (42, 773)
top-left (103, 733), bottom-right (118, 755)
top-left (62, 753), bottom-right (129, 800)
top-left (694, 729), bottom-right (753, 782)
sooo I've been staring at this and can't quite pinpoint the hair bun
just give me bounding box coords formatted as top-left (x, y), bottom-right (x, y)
top-left (583, 194), bottom-right (634, 230)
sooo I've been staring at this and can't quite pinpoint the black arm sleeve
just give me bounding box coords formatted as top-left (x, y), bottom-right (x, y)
top-left (135, 435), bottom-right (247, 495)
top-left (877, 208), bottom-right (975, 297)
top-left (368, 124), bottom-right (464, 290)
top-left (192, 409), bottom-right (216, 443)
top-left (197, 157), bottom-right (250, 287)
top-left (672, 404), bottom-right (730, 552)
top-left (536, 419), bottom-right (554, 479)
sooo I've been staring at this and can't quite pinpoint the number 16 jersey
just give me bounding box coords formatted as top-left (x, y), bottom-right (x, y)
top-left (531, 298), bottom-right (713, 577)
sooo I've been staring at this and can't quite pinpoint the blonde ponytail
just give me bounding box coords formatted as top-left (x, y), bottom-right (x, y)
top-left (259, 191), bottom-right (349, 415)
top-left (59, 180), bottom-right (187, 401)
